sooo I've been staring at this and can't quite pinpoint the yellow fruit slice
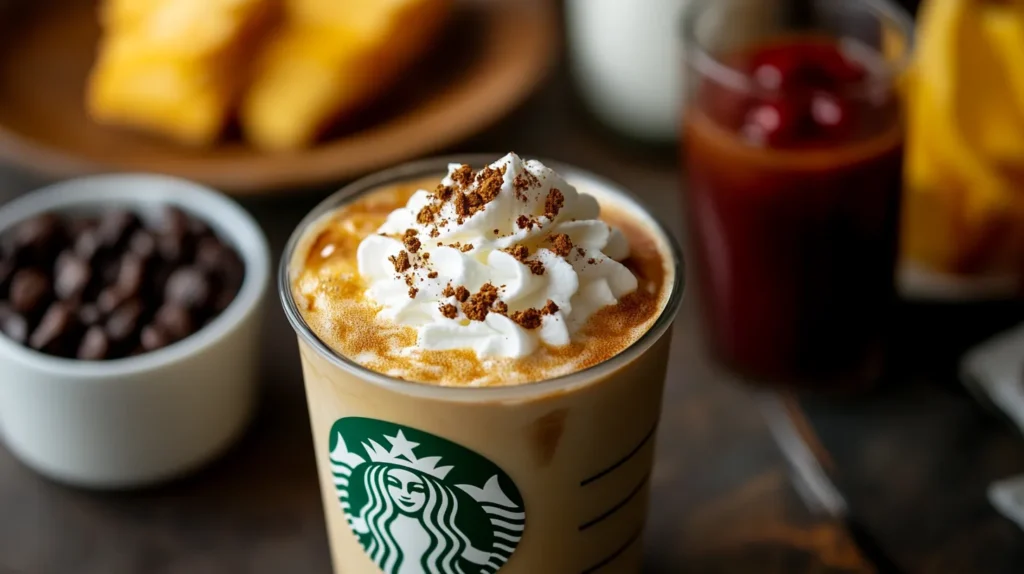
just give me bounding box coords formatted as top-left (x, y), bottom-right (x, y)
top-left (980, 3), bottom-right (1024, 152)
top-left (88, 0), bottom-right (276, 146)
top-left (903, 0), bottom-right (1024, 275)
top-left (913, 0), bottom-right (1010, 210)
top-left (240, 0), bottom-right (450, 151)
top-left (955, 4), bottom-right (1024, 167)
top-left (286, 0), bottom-right (418, 32)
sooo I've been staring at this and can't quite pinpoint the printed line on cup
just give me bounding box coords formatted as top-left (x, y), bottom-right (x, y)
top-left (578, 472), bottom-right (650, 531)
top-left (580, 422), bottom-right (658, 487)
top-left (580, 524), bottom-right (644, 574)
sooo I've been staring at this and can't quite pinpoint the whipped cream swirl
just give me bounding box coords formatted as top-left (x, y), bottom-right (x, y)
top-left (356, 153), bottom-right (638, 359)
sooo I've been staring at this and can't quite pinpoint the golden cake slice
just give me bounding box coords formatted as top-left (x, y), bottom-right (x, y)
top-left (87, 0), bottom-right (277, 146)
top-left (240, 0), bottom-right (450, 151)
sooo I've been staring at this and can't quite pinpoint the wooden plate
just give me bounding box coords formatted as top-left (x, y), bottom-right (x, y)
top-left (0, 0), bottom-right (557, 195)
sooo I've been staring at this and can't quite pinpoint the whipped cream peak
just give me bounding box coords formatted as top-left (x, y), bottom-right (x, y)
top-left (356, 153), bottom-right (638, 359)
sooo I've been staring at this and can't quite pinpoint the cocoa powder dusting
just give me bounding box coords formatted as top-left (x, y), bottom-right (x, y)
top-left (493, 301), bottom-right (508, 316)
top-left (451, 165), bottom-right (474, 189)
top-left (454, 193), bottom-right (468, 222)
top-left (542, 300), bottom-right (559, 315)
top-left (435, 184), bottom-right (455, 202)
top-left (526, 260), bottom-right (545, 276)
top-left (545, 188), bottom-right (564, 218)
top-left (460, 244), bottom-right (474, 253)
top-left (408, 287), bottom-right (418, 299)
top-left (512, 170), bottom-right (540, 201)
top-left (506, 245), bottom-right (529, 262)
top-left (454, 286), bottom-right (470, 302)
top-left (513, 174), bottom-right (530, 195)
top-left (427, 271), bottom-right (438, 279)
top-left (462, 283), bottom-right (500, 321)
top-left (442, 284), bottom-right (455, 298)
top-left (550, 234), bottom-right (573, 257)
top-left (439, 303), bottom-right (458, 319)
top-left (389, 251), bottom-right (411, 272)
top-left (476, 166), bottom-right (505, 203)
top-left (516, 215), bottom-right (533, 230)
top-left (511, 309), bottom-right (542, 329)
top-left (403, 232), bottom-right (421, 254)
top-left (416, 206), bottom-right (435, 225)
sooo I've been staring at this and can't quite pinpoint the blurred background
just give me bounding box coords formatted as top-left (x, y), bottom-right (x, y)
top-left (4, 0), bottom-right (1024, 572)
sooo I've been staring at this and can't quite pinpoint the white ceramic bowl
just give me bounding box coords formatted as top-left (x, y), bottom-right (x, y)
top-left (0, 174), bottom-right (270, 489)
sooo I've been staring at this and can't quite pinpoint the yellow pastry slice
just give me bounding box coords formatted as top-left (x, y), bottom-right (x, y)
top-left (240, 0), bottom-right (450, 151)
top-left (88, 0), bottom-right (277, 146)
top-left (903, 0), bottom-right (1024, 276)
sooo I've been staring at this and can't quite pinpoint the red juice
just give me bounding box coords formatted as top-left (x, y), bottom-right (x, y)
top-left (683, 37), bottom-right (904, 387)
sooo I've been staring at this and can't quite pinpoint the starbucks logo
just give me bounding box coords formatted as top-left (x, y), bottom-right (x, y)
top-left (329, 417), bottom-right (526, 574)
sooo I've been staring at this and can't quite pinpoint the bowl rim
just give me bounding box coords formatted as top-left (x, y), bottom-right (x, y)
top-left (0, 173), bottom-right (271, 380)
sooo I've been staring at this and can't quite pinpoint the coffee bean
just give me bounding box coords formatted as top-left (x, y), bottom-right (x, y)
top-left (218, 249), bottom-right (245, 307)
top-left (189, 218), bottom-right (210, 238)
top-left (97, 210), bottom-right (141, 249)
top-left (214, 289), bottom-right (236, 313)
top-left (54, 251), bottom-right (91, 301)
top-left (10, 268), bottom-right (51, 314)
top-left (154, 303), bottom-right (193, 340)
top-left (195, 237), bottom-right (227, 272)
top-left (152, 262), bottom-right (174, 292)
top-left (128, 230), bottom-right (156, 260)
top-left (99, 257), bottom-right (121, 287)
top-left (0, 258), bottom-right (14, 294)
top-left (30, 302), bottom-right (72, 351)
top-left (78, 304), bottom-right (101, 326)
top-left (97, 286), bottom-right (127, 314)
top-left (66, 217), bottom-right (98, 238)
top-left (116, 253), bottom-right (145, 296)
top-left (157, 232), bottom-right (186, 263)
top-left (165, 267), bottom-right (211, 310)
top-left (0, 231), bottom-right (14, 258)
top-left (162, 207), bottom-right (190, 237)
top-left (13, 214), bottom-right (60, 243)
top-left (2, 207), bottom-right (243, 361)
top-left (105, 298), bottom-right (142, 342)
top-left (0, 304), bottom-right (28, 344)
top-left (140, 324), bottom-right (171, 351)
top-left (74, 228), bottom-right (102, 262)
top-left (77, 326), bottom-right (109, 361)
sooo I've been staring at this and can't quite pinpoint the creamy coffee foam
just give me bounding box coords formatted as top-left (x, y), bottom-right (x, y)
top-left (292, 156), bottom-right (674, 386)
top-left (358, 153), bottom-right (637, 359)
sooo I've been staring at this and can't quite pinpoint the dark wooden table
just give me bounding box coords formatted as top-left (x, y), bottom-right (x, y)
top-left (0, 65), bottom-right (1018, 573)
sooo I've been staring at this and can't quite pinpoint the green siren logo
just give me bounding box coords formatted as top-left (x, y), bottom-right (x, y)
top-left (329, 417), bottom-right (526, 574)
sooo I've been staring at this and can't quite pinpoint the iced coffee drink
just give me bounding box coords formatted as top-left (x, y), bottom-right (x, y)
top-left (281, 153), bottom-right (683, 573)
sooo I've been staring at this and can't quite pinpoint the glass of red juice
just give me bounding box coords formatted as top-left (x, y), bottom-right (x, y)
top-left (681, 0), bottom-right (914, 388)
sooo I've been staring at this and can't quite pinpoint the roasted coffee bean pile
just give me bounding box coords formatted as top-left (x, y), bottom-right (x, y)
top-left (0, 207), bottom-right (245, 360)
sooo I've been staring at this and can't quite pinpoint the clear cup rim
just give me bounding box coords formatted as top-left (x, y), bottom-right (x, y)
top-left (278, 154), bottom-right (686, 402)
top-left (681, 0), bottom-right (916, 99)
